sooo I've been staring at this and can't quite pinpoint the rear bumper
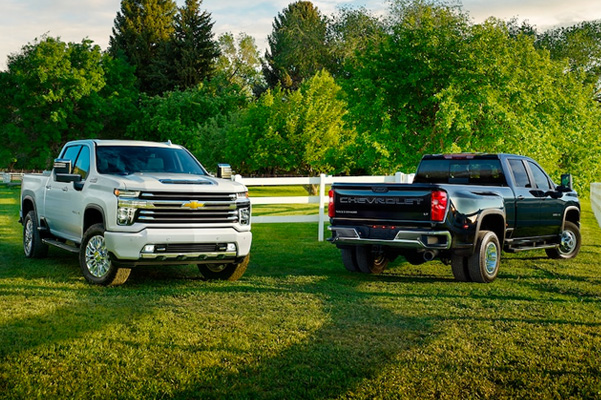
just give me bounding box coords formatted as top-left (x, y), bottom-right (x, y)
top-left (328, 226), bottom-right (452, 250)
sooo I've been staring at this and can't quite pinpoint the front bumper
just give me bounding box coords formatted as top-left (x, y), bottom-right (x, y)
top-left (104, 227), bottom-right (252, 263)
top-left (328, 226), bottom-right (452, 250)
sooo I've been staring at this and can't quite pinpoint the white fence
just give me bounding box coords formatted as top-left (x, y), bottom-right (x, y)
top-left (2, 172), bottom-right (24, 184)
top-left (237, 172), bottom-right (415, 241)
top-left (591, 183), bottom-right (601, 228)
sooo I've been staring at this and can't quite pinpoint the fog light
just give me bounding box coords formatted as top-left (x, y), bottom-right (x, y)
top-left (142, 245), bottom-right (155, 253)
top-left (227, 243), bottom-right (237, 252)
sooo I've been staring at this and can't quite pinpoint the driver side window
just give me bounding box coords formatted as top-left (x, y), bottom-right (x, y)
top-left (528, 161), bottom-right (552, 191)
top-left (72, 146), bottom-right (91, 180)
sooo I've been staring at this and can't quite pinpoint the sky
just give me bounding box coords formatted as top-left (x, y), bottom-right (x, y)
top-left (1, 0), bottom-right (600, 71)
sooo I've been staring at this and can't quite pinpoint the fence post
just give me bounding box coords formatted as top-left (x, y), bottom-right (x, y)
top-left (591, 183), bottom-right (601, 228)
top-left (318, 173), bottom-right (326, 242)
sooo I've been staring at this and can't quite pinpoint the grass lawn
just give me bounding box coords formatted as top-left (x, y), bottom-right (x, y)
top-left (1, 184), bottom-right (601, 399)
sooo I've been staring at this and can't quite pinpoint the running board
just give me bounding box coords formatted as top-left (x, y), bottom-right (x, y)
top-left (42, 239), bottom-right (79, 253)
top-left (506, 244), bottom-right (558, 252)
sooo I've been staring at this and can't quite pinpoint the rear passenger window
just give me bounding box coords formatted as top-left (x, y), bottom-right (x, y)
top-left (509, 159), bottom-right (530, 188)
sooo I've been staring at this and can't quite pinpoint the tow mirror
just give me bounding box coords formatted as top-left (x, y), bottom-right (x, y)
top-left (558, 174), bottom-right (573, 192)
top-left (217, 164), bottom-right (232, 180)
top-left (53, 159), bottom-right (82, 184)
top-left (53, 159), bottom-right (72, 175)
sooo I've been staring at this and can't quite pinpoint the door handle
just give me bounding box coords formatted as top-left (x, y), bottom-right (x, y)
top-left (62, 186), bottom-right (68, 192)
top-left (517, 195), bottom-right (524, 200)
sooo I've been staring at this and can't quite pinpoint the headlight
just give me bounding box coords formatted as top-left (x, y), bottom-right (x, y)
top-left (239, 207), bottom-right (250, 225)
top-left (114, 188), bottom-right (142, 225)
top-left (117, 205), bottom-right (137, 225)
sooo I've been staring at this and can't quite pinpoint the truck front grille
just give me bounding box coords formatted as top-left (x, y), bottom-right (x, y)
top-left (133, 191), bottom-right (249, 224)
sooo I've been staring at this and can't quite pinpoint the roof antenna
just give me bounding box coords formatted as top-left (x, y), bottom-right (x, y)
top-left (166, 140), bottom-right (172, 146)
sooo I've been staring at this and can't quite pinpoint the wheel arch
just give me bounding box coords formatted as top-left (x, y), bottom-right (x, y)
top-left (476, 211), bottom-right (506, 249)
top-left (21, 195), bottom-right (37, 223)
top-left (563, 206), bottom-right (580, 229)
top-left (84, 205), bottom-right (106, 234)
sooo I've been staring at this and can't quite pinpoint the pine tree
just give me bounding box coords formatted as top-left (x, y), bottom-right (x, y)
top-left (168, 0), bottom-right (220, 90)
top-left (109, 0), bottom-right (177, 95)
top-left (263, 1), bottom-right (329, 90)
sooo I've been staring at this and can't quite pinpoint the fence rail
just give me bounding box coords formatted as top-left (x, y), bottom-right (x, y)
top-left (2, 172), bottom-right (24, 184)
top-left (237, 172), bottom-right (414, 241)
top-left (591, 183), bottom-right (601, 228)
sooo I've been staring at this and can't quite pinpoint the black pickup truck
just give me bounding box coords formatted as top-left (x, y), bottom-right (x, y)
top-left (328, 154), bottom-right (581, 283)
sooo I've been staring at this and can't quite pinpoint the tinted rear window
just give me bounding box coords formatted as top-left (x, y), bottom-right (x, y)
top-left (414, 159), bottom-right (507, 186)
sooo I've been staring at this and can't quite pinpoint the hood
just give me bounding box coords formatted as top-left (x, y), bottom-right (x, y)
top-left (116, 173), bottom-right (247, 193)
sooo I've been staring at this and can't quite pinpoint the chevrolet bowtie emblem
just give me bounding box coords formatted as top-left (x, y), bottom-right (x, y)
top-left (183, 201), bottom-right (204, 209)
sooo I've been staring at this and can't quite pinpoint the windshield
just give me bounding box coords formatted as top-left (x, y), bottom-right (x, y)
top-left (414, 159), bottom-right (507, 186)
top-left (96, 146), bottom-right (207, 176)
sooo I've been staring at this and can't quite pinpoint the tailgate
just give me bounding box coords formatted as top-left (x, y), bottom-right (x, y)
top-left (331, 183), bottom-right (435, 223)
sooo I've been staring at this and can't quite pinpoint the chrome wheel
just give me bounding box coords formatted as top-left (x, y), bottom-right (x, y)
top-left (484, 241), bottom-right (498, 275)
top-left (85, 235), bottom-right (110, 278)
top-left (558, 229), bottom-right (577, 255)
top-left (468, 231), bottom-right (500, 283)
top-left (24, 219), bottom-right (34, 255)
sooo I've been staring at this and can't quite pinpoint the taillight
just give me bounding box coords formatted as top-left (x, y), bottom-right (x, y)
top-left (328, 189), bottom-right (335, 218)
top-left (431, 190), bottom-right (448, 222)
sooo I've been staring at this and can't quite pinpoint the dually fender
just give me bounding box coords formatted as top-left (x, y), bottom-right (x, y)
top-left (562, 205), bottom-right (581, 229)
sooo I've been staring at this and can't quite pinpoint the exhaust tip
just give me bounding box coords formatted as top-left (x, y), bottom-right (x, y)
top-left (423, 251), bottom-right (437, 262)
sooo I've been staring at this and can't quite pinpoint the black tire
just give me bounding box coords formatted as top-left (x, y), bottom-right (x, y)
top-left (23, 210), bottom-right (48, 258)
top-left (80, 223), bottom-right (131, 285)
top-left (450, 255), bottom-right (472, 282)
top-left (198, 254), bottom-right (249, 281)
top-left (467, 231), bottom-right (500, 283)
top-left (355, 246), bottom-right (388, 274)
top-left (341, 247), bottom-right (360, 272)
top-left (545, 221), bottom-right (581, 260)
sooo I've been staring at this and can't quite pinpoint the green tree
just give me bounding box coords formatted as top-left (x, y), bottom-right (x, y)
top-left (109, 0), bottom-right (177, 95)
top-left (126, 82), bottom-right (248, 169)
top-left (537, 20), bottom-right (601, 98)
top-left (227, 70), bottom-right (355, 176)
top-left (216, 32), bottom-right (265, 96)
top-left (342, 0), bottom-right (601, 193)
top-left (168, 0), bottom-right (220, 90)
top-left (0, 36), bottom-right (115, 169)
top-left (263, 1), bottom-right (329, 90)
top-left (327, 7), bottom-right (386, 76)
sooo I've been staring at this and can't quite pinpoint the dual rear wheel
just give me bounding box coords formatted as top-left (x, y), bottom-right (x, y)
top-left (340, 246), bottom-right (389, 274)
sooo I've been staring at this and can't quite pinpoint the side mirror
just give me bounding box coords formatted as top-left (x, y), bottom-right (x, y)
top-left (53, 159), bottom-right (72, 175)
top-left (217, 164), bottom-right (232, 180)
top-left (54, 159), bottom-right (82, 183)
top-left (557, 173), bottom-right (573, 192)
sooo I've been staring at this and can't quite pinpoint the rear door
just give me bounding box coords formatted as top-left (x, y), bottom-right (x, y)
top-left (507, 158), bottom-right (540, 238)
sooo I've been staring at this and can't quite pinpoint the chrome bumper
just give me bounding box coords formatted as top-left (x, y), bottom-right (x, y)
top-left (328, 227), bottom-right (452, 250)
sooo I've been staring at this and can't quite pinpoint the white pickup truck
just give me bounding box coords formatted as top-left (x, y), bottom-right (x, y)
top-left (20, 140), bottom-right (252, 285)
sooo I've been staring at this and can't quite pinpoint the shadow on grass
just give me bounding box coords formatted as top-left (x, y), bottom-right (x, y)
top-left (171, 276), bottom-right (437, 399)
